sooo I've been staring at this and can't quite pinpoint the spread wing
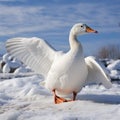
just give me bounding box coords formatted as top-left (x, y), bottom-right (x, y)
top-left (6, 37), bottom-right (57, 77)
top-left (85, 56), bottom-right (112, 88)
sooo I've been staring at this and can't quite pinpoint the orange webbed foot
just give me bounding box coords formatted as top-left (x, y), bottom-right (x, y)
top-left (53, 90), bottom-right (77, 104)
top-left (54, 95), bottom-right (69, 104)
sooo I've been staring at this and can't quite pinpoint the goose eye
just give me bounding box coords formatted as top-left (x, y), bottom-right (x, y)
top-left (81, 25), bottom-right (83, 28)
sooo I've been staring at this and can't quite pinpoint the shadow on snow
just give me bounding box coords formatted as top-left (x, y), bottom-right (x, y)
top-left (77, 94), bottom-right (120, 104)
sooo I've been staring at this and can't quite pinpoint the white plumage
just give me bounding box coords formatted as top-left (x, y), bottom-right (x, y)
top-left (85, 56), bottom-right (112, 88)
top-left (6, 37), bottom-right (55, 77)
top-left (6, 23), bottom-right (112, 103)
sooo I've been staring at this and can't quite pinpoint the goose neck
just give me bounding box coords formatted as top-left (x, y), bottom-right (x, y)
top-left (69, 31), bottom-right (82, 52)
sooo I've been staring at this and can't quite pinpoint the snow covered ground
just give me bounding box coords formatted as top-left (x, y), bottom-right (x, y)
top-left (0, 53), bottom-right (120, 119)
top-left (0, 74), bottom-right (120, 120)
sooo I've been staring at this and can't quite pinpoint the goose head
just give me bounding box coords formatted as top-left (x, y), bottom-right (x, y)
top-left (70, 23), bottom-right (98, 36)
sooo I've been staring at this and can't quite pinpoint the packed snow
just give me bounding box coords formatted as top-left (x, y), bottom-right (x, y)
top-left (0, 54), bottom-right (120, 120)
top-left (107, 60), bottom-right (120, 80)
top-left (0, 75), bottom-right (120, 120)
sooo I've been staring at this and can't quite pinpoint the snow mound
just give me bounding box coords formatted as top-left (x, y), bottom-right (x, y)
top-left (0, 75), bottom-right (120, 120)
top-left (107, 60), bottom-right (120, 71)
top-left (106, 60), bottom-right (120, 80)
top-left (0, 53), bottom-right (32, 74)
top-left (0, 53), bottom-right (120, 119)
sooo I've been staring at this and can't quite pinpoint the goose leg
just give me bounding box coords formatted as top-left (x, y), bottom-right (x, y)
top-left (52, 89), bottom-right (68, 104)
top-left (52, 90), bottom-right (77, 104)
top-left (73, 91), bottom-right (77, 101)
top-left (66, 92), bottom-right (77, 102)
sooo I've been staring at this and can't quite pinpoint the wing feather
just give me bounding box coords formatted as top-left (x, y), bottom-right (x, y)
top-left (6, 37), bottom-right (56, 77)
top-left (85, 56), bottom-right (112, 88)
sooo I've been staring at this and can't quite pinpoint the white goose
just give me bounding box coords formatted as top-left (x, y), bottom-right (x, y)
top-left (6, 23), bottom-right (112, 104)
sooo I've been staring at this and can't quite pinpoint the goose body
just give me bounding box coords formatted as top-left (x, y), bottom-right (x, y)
top-left (45, 46), bottom-right (88, 96)
top-left (6, 23), bottom-right (112, 103)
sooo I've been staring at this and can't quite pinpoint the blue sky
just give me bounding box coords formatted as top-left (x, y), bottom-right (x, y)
top-left (0, 0), bottom-right (120, 56)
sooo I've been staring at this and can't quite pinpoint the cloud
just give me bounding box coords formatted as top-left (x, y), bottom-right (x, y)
top-left (0, 2), bottom-right (119, 37)
top-left (0, 5), bottom-right (45, 35)
top-left (52, 3), bottom-right (120, 33)
top-left (0, 1), bottom-right (120, 55)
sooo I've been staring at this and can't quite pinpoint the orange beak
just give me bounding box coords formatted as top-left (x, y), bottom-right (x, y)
top-left (86, 26), bottom-right (98, 33)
